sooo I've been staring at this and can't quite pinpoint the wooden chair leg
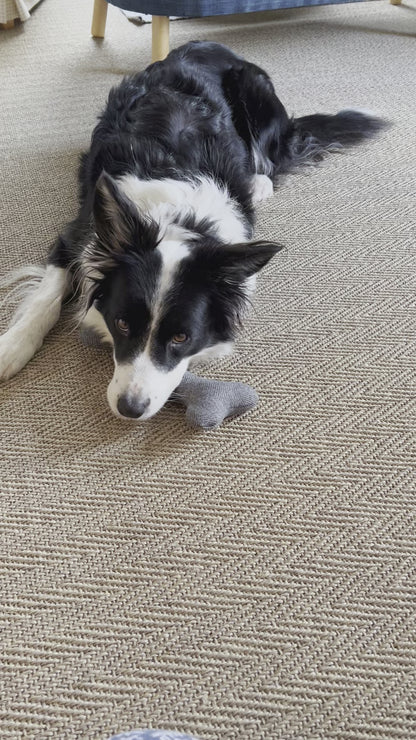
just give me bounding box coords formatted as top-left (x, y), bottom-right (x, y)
top-left (0, 19), bottom-right (15, 30)
top-left (152, 16), bottom-right (170, 62)
top-left (91, 0), bottom-right (108, 38)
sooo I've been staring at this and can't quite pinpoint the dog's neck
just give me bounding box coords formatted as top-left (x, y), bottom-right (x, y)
top-left (116, 173), bottom-right (249, 245)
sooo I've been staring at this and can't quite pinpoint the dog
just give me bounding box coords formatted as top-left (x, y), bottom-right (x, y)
top-left (0, 41), bottom-right (386, 420)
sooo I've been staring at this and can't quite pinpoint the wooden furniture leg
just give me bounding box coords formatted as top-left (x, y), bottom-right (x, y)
top-left (91, 0), bottom-right (108, 38)
top-left (152, 15), bottom-right (170, 62)
top-left (390, 0), bottom-right (402, 4)
top-left (0, 19), bottom-right (15, 30)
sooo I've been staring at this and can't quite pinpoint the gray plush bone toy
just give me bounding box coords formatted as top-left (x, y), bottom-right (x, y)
top-left (80, 327), bottom-right (258, 429)
top-left (172, 371), bottom-right (258, 429)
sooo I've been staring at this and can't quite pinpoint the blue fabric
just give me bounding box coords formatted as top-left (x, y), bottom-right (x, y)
top-left (108, 732), bottom-right (200, 740)
top-left (107, 0), bottom-right (370, 15)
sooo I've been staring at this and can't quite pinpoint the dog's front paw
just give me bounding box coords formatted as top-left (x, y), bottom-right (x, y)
top-left (252, 174), bottom-right (274, 204)
top-left (0, 328), bottom-right (38, 380)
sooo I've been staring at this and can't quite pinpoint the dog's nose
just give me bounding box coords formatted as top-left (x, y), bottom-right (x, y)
top-left (117, 394), bottom-right (150, 419)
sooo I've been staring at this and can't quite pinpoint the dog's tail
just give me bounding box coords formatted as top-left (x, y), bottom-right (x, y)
top-left (278, 109), bottom-right (389, 172)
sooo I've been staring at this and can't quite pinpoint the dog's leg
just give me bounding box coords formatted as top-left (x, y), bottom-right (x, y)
top-left (0, 264), bottom-right (69, 380)
top-left (251, 174), bottom-right (274, 204)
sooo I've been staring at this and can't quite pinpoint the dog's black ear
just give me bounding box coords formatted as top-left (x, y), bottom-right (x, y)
top-left (215, 240), bottom-right (284, 282)
top-left (92, 171), bottom-right (159, 272)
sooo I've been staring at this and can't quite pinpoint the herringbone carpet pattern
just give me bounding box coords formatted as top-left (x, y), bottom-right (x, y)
top-left (0, 1), bottom-right (415, 739)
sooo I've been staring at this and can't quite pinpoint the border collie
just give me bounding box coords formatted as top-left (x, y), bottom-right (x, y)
top-left (0, 41), bottom-right (386, 420)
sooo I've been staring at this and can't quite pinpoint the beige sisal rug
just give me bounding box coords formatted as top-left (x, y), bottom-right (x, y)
top-left (0, 1), bottom-right (415, 738)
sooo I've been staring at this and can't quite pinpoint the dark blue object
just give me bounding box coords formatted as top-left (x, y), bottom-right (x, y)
top-left (105, 0), bottom-right (370, 16)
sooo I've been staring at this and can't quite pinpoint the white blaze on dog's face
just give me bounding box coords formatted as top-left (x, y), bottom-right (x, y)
top-left (87, 172), bottom-right (282, 421)
top-left (107, 348), bottom-right (189, 421)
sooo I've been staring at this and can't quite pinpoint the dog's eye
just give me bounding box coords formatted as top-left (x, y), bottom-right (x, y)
top-left (115, 318), bottom-right (130, 336)
top-left (171, 333), bottom-right (188, 344)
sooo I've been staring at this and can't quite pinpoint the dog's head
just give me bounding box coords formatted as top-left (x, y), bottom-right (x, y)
top-left (85, 172), bottom-right (283, 420)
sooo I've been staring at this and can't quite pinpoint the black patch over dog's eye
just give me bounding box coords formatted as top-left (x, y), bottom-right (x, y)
top-left (115, 318), bottom-right (130, 336)
top-left (171, 333), bottom-right (188, 344)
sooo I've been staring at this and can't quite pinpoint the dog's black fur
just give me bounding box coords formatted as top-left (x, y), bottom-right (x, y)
top-left (50, 40), bottom-right (385, 272)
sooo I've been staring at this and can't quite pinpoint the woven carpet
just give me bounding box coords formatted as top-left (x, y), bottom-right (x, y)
top-left (0, 1), bottom-right (415, 739)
